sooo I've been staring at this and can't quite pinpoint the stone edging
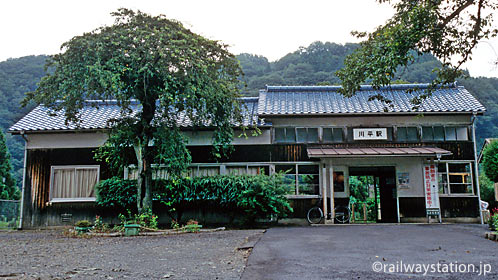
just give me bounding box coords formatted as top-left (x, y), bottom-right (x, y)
top-left (86, 227), bottom-right (226, 237)
top-left (485, 231), bottom-right (498, 241)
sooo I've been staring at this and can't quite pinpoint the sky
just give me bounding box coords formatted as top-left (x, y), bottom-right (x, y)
top-left (1, 0), bottom-right (497, 78)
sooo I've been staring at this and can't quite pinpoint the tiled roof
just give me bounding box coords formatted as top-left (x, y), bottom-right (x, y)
top-left (9, 84), bottom-right (485, 133)
top-left (258, 84), bottom-right (486, 115)
top-left (9, 97), bottom-right (263, 133)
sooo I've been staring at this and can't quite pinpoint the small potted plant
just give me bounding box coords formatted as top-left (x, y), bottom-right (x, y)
top-left (119, 213), bottom-right (141, 236)
top-left (74, 220), bottom-right (92, 234)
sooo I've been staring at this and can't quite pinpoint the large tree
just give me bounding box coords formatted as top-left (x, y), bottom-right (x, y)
top-left (24, 9), bottom-right (243, 213)
top-left (0, 130), bottom-right (19, 200)
top-left (337, 0), bottom-right (498, 98)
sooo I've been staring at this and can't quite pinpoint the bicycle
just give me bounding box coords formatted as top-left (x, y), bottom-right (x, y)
top-left (306, 197), bottom-right (351, 224)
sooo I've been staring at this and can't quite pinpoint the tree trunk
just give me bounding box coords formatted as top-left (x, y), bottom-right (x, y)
top-left (134, 140), bottom-right (153, 213)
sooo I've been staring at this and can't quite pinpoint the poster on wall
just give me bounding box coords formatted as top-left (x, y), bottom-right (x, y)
top-left (424, 164), bottom-right (440, 209)
top-left (397, 172), bottom-right (410, 189)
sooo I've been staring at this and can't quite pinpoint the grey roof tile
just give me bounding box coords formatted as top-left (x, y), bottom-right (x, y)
top-left (258, 84), bottom-right (485, 115)
top-left (9, 84), bottom-right (485, 133)
top-left (9, 98), bottom-right (263, 132)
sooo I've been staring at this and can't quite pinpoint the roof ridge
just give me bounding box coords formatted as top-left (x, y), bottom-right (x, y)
top-left (265, 83), bottom-right (458, 93)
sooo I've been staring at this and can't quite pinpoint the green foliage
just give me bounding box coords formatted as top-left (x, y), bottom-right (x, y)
top-left (97, 174), bottom-right (292, 224)
top-left (95, 177), bottom-right (137, 208)
top-left (489, 208), bottom-right (498, 231)
top-left (117, 209), bottom-right (158, 229)
top-left (337, 1), bottom-right (498, 96)
top-left (0, 55), bottom-right (48, 187)
top-left (480, 174), bottom-right (496, 204)
top-left (92, 215), bottom-right (110, 233)
top-left (483, 140), bottom-right (498, 183)
top-left (23, 9), bottom-right (244, 213)
top-left (184, 219), bottom-right (202, 233)
top-left (0, 130), bottom-right (19, 200)
top-left (75, 220), bottom-right (92, 227)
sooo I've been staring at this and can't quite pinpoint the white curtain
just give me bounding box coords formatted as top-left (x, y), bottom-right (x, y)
top-left (227, 166), bottom-right (247, 175)
top-left (197, 167), bottom-right (220, 177)
top-left (52, 167), bottom-right (98, 199)
top-left (52, 168), bottom-right (75, 199)
top-left (76, 169), bottom-right (98, 197)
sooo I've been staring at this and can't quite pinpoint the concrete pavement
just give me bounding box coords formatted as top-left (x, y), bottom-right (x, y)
top-left (242, 224), bottom-right (498, 279)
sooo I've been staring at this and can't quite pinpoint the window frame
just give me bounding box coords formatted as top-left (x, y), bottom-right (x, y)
top-left (422, 125), bottom-right (470, 142)
top-left (274, 163), bottom-right (320, 198)
top-left (49, 165), bottom-right (100, 203)
top-left (295, 127), bottom-right (319, 143)
top-left (321, 126), bottom-right (345, 143)
top-left (437, 161), bottom-right (475, 196)
top-left (395, 126), bottom-right (419, 142)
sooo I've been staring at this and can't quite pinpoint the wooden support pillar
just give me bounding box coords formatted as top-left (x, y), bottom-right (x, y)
top-left (329, 165), bottom-right (334, 223)
top-left (321, 165), bottom-right (327, 219)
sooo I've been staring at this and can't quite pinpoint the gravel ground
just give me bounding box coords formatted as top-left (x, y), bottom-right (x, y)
top-left (0, 229), bottom-right (263, 280)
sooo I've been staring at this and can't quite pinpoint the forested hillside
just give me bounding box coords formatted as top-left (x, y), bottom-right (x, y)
top-left (237, 41), bottom-right (498, 146)
top-left (0, 55), bottom-right (48, 185)
top-left (0, 44), bottom-right (497, 187)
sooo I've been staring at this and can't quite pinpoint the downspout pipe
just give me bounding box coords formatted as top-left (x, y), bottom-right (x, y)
top-left (472, 114), bottom-right (484, 224)
top-left (18, 131), bottom-right (28, 229)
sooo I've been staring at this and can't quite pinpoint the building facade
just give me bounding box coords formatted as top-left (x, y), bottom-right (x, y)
top-left (10, 84), bottom-right (486, 227)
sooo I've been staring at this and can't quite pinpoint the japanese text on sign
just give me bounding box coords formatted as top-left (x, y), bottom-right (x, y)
top-left (353, 128), bottom-right (388, 140)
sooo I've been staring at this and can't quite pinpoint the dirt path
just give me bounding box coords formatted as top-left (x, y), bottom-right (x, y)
top-left (0, 229), bottom-right (263, 279)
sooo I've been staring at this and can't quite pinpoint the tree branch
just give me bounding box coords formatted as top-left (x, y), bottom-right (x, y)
top-left (438, 0), bottom-right (475, 28)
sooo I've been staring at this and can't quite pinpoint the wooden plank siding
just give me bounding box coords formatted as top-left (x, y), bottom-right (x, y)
top-left (22, 148), bottom-right (111, 227)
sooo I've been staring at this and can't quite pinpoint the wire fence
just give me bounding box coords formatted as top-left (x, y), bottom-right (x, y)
top-left (0, 199), bottom-right (20, 229)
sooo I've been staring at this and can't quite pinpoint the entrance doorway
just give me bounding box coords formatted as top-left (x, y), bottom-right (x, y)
top-left (349, 166), bottom-right (398, 223)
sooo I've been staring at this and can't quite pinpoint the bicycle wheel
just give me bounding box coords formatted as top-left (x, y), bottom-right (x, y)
top-left (307, 206), bottom-right (324, 224)
top-left (334, 205), bottom-right (351, 224)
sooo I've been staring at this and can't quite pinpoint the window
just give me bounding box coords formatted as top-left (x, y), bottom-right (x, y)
top-left (296, 128), bottom-right (319, 143)
top-left (322, 127), bottom-right (344, 143)
top-left (396, 127), bottom-right (418, 142)
top-left (437, 162), bottom-right (473, 195)
top-left (456, 127), bottom-right (469, 141)
top-left (226, 165), bottom-right (269, 175)
top-left (446, 126), bottom-right (469, 141)
top-left (275, 164), bottom-right (319, 196)
top-left (50, 166), bottom-right (99, 202)
top-left (274, 127), bottom-right (296, 143)
top-left (422, 126), bottom-right (445, 141)
top-left (276, 127), bottom-right (319, 143)
top-left (423, 126), bottom-right (469, 141)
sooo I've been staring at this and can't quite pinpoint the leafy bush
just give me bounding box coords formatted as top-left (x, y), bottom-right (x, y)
top-left (95, 177), bottom-right (137, 208)
top-left (184, 219), bottom-right (202, 232)
top-left (96, 174), bottom-right (292, 224)
top-left (75, 220), bottom-right (92, 227)
top-left (117, 209), bottom-right (158, 229)
top-left (483, 140), bottom-right (498, 183)
top-left (489, 208), bottom-right (498, 231)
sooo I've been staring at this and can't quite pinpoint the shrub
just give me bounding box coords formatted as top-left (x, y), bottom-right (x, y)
top-left (483, 140), bottom-right (498, 183)
top-left (117, 209), bottom-right (158, 229)
top-left (489, 208), bottom-right (498, 231)
top-left (75, 220), bottom-right (92, 227)
top-left (92, 215), bottom-right (110, 233)
top-left (184, 219), bottom-right (202, 232)
top-left (96, 174), bottom-right (292, 224)
top-left (95, 177), bottom-right (136, 209)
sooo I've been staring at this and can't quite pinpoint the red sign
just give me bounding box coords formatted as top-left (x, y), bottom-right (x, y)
top-left (424, 164), bottom-right (440, 209)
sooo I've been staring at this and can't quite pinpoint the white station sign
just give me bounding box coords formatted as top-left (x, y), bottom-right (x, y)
top-left (353, 128), bottom-right (387, 140)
